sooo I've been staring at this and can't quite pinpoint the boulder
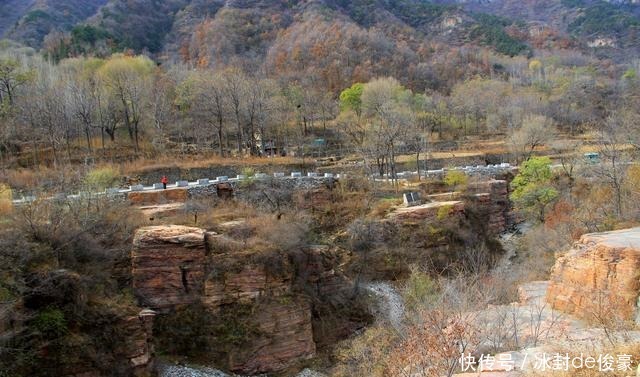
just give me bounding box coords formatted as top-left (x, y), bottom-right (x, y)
top-left (546, 227), bottom-right (640, 323)
top-left (132, 225), bottom-right (209, 309)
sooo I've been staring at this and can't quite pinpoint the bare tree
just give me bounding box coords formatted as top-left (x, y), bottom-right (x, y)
top-left (221, 68), bottom-right (248, 155)
top-left (20, 62), bottom-right (68, 166)
top-left (508, 114), bottom-right (555, 163)
top-left (593, 114), bottom-right (630, 217)
top-left (361, 77), bottom-right (414, 184)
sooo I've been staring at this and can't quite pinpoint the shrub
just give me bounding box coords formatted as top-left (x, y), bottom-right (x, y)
top-left (0, 184), bottom-right (12, 215)
top-left (436, 204), bottom-right (454, 220)
top-left (444, 170), bottom-right (468, 188)
top-left (241, 167), bottom-right (255, 177)
top-left (32, 308), bottom-right (67, 338)
top-left (371, 198), bottom-right (400, 218)
top-left (403, 268), bottom-right (439, 312)
top-left (84, 166), bottom-right (120, 191)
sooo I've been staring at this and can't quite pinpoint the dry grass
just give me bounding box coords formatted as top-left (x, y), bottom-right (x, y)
top-left (370, 198), bottom-right (401, 218)
top-left (393, 134), bottom-right (612, 165)
top-left (120, 154), bottom-right (302, 175)
top-left (3, 168), bottom-right (41, 189)
top-left (1, 152), bottom-right (303, 191)
top-left (0, 184), bottom-right (12, 215)
top-left (198, 201), bottom-right (258, 228)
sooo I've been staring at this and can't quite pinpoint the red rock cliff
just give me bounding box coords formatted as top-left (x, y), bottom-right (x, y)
top-left (132, 225), bottom-right (322, 374)
top-left (546, 227), bottom-right (640, 323)
top-left (132, 225), bottom-right (208, 309)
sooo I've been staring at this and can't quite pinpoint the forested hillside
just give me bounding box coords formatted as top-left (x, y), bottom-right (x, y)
top-left (3, 2), bottom-right (640, 377)
top-left (2, 0), bottom-right (640, 70)
top-left (5, 0), bottom-right (108, 48)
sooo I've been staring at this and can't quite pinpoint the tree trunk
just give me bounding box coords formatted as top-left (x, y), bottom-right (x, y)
top-left (235, 112), bottom-right (242, 154)
top-left (217, 115), bottom-right (224, 157)
top-left (85, 126), bottom-right (92, 153)
top-left (133, 121), bottom-right (140, 153)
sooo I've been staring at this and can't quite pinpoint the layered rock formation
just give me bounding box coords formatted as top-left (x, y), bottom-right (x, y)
top-left (139, 203), bottom-right (185, 221)
top-left (121, 309), bottom-right (157, 375)
top-left (227, 298), bottom-right (315, 374)
top-left (546, 227), bottom-right (640, 323)
top-left (202, 260), bottom-right (294, 310)
top-left (390, 179), bottom-right (510, 234)
top-left (132, 225), bottom-right (208, 309)
top-left (471, 179), bottom-right (510, 234)
top-left (131, 225), bottom-right (359, 374)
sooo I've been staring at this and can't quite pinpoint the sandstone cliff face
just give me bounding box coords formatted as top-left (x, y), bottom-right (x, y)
top-left (203, 262), bottom-right (293, 310)
top-left (227, 297), bottom-right (315, 374)
top-left (202, 242), bottom-right (359, 373)
top-left (546, 227), bottom-right (640, 323)
top-left (132, 225), bottom-right (354, 374)
top-left (471, 179), bottom-right (510, 235)
top-left (132, 225), bottom-right (208, 309)
top-left (120, 309), bottom-right (156, 375)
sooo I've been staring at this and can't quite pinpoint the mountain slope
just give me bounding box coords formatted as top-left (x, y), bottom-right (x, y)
top-left (0, 0), bottom-right (37, 37)
top-left (438, 0), bottom-right (640, 45)
top-left (2, 0), bottom-right (640, 64)
top-left (4, 0), bottom-right (108, 48)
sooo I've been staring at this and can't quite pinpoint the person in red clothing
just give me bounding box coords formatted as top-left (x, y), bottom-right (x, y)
top-left (161, 176), bottom-right (168, 190)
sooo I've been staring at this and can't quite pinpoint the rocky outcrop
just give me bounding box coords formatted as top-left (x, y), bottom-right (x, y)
top-left (389, 201), bottom-right (465, 221)
top-left (471, 179), bottom-right (510, 234)
top-left (132, 225), bottom-right (209, 309)
top-left (546, 227), bottom-right (640, 323)
top-left (228, 297), bottom-right (315, 374)
top-left (203, 243), bottom-right (358, 373)
top-left (203, 262), bottom-right (293, 310)
top-left (121, 309), bottom-right (156, 375)
top-left (139, 203), bottom-right (185, 221)
top-left (388, 180), bottom-right (510, 234)
top-left (131, 225), bottom-right (361, 374)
